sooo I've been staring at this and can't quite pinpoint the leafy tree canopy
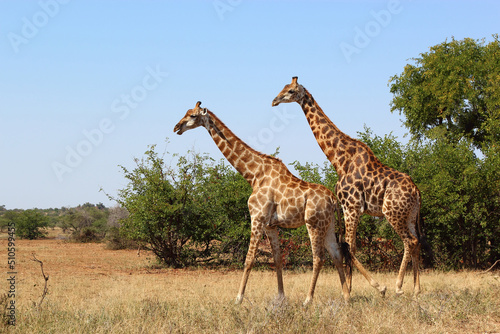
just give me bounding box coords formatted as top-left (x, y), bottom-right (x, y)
top-left (389, 35), bottom-right (500, 150)
top-left (15, 209), bottom-right (49, 240)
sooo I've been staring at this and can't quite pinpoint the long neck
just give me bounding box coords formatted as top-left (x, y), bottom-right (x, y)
top-left (299, 89), bottom-right (355, 175)
top-left (205, 111), bottom-right (264, 185)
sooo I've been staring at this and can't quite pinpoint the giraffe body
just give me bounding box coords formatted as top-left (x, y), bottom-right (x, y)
top-left (272, 77), bottom-right (422, 298)
top-left (174, 101), bottom-right (350, 304)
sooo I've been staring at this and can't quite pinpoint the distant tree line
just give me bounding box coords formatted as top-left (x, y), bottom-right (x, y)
top-left (0, 203), bottom-right (126, 243)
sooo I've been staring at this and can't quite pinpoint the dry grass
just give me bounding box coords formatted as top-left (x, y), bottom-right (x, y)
top-left (1, 232), bottom-right (499, 333)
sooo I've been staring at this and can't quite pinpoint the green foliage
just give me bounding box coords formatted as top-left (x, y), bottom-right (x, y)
top-left (60, 203), bottom-right (108, 242)
top-left (387, 35), bottom-right (500, 269)
top-left (354, 125), bottom-right (499, 270)
top-left (389, 35), bottom-right (500, 150)
top-left (107, 144), bottom-right (252, 267)
top-left (357, 125), bottom-right (406, 171)
top-left (0, 210), bottom-right (15, 232)
top-left (14, 209), bottom-right (48, 240)
top-left (408, 139), bottom-right (500, 269)
top-left (109, 145), bottom-right (191, 266)
top-left (191, 159), bottom-right (252, 265)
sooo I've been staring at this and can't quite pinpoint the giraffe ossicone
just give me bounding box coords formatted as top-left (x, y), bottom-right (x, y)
top-left (174, 101), bottom-right (351, 305)
top-left (273, 77), bottom-right (422, 298)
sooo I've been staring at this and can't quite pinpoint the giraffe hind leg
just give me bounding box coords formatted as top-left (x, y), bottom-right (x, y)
top-left (324, 224), bottom-right (350, 302)
top-left (265, 226), bottom-right (285, 300)
top-left (395, 234), bottom-right (420, 296)
top-left (303, 224), bottom-right (326, 307)
top-left (412, 241), bottom-right (421, 298)
top-left (392, 207), bottom-right (421, 296)
top-left (351, 253), bottom-right (387, 297)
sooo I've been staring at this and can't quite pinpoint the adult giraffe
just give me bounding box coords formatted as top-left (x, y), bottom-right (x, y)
top-left (174, 101), bottom-right (350, 305)
top-left (272, 77), bottom-right (422, 298)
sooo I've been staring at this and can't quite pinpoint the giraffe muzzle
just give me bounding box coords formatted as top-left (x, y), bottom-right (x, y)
top-left (173, 123), bottom-right (185, 135)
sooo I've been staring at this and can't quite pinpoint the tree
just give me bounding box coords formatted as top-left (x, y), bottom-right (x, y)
top-left (15, 210), bottom-right (48, 240)
top-left (60, 204), bottom-right (108, 242)
top-left (106, 144), bottom-right (252, 267)
top-left (189, 158), bottom-right (252, 265)
top-left (389, 35), bottom-right (500, 150)
top-left (107, 205), bottom-right (129, 229)
top-left (109, 145), bottom-right (189, 266)
top-left (389, 36), bottom-right (500, 269)
top-left (406, 138), bottom-right (499, 269)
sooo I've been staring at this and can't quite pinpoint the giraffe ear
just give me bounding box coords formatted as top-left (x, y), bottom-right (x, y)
top-left (201, 108), bottom-right (208, 115)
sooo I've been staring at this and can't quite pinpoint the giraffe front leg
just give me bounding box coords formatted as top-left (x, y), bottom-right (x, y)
top-left (342, 211), bottom-right (359, 293)
top-left (236, 224), bottom-right (263, 304)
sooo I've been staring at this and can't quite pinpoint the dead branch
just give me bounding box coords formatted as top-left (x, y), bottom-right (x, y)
top-left (31, 253), bottom-right (49, 309)
top-left (478, 259), bottom-right (500, 275)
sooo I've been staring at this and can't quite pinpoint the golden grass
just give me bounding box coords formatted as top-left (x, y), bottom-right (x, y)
top-left (1, 235), bottom-right (499, 333)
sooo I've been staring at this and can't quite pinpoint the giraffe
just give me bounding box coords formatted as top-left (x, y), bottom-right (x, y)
top-left (272, 77), bottom-right (422, 298)
top-left (174, 101), bottom-right (350, 305)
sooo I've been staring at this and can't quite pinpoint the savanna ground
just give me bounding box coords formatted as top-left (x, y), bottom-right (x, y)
top-left (0, 229), bottom-right (499, 334)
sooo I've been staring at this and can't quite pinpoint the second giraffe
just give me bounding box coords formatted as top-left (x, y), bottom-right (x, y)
top-left (272, 77), bottom-right (422, 298)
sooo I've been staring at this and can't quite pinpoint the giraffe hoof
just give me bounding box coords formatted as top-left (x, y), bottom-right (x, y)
top-left (379, 286), bottom-right (387, 298)
top-left (395, 289), bottom-right (404, 296)
top-left (235, 295), bottom-right (243, 305)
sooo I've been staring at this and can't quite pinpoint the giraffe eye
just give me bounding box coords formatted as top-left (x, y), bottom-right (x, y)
top-left (288, 89), bottom-right (295, 94)
top-left (190, 115), bottom-right (197, 118)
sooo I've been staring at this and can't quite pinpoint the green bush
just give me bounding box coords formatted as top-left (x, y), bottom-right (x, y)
top-left (14, 210), bottom-right (48, 240)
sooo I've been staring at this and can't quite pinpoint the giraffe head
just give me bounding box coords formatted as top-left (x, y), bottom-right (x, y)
top-left (173, 101), bottom-right (209, 135)
top-left (271, 76), bottom-right (306, 106)
top-left (174, 101), bottom-right (228, 140)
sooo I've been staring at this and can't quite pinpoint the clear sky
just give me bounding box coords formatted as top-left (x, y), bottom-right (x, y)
top-left (1, 0), bottom-right (498, 209)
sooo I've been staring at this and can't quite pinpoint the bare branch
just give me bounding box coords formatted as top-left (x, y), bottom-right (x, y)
top-left (478, 259), bottom-right (500, 275)
top-left (31, 253), bottom-right (49, 309)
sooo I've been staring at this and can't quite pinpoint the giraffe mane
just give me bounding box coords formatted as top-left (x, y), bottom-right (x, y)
top-left (206, 110), bottom-right (284, 166)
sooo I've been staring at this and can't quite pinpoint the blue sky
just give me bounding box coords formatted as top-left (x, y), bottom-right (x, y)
top-left (1, 0), bottom-right (499, 209)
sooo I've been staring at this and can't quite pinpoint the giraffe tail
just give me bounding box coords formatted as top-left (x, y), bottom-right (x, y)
top-left (415, 192), bottom-right (433, 267)
top-left (341, 242), bottom-right (352, 272)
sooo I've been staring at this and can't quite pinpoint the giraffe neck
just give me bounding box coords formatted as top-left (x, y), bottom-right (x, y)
top-left (299, 88), bottom-right (356, 175)
top-left (205, 111), bottom-right (264, 185)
